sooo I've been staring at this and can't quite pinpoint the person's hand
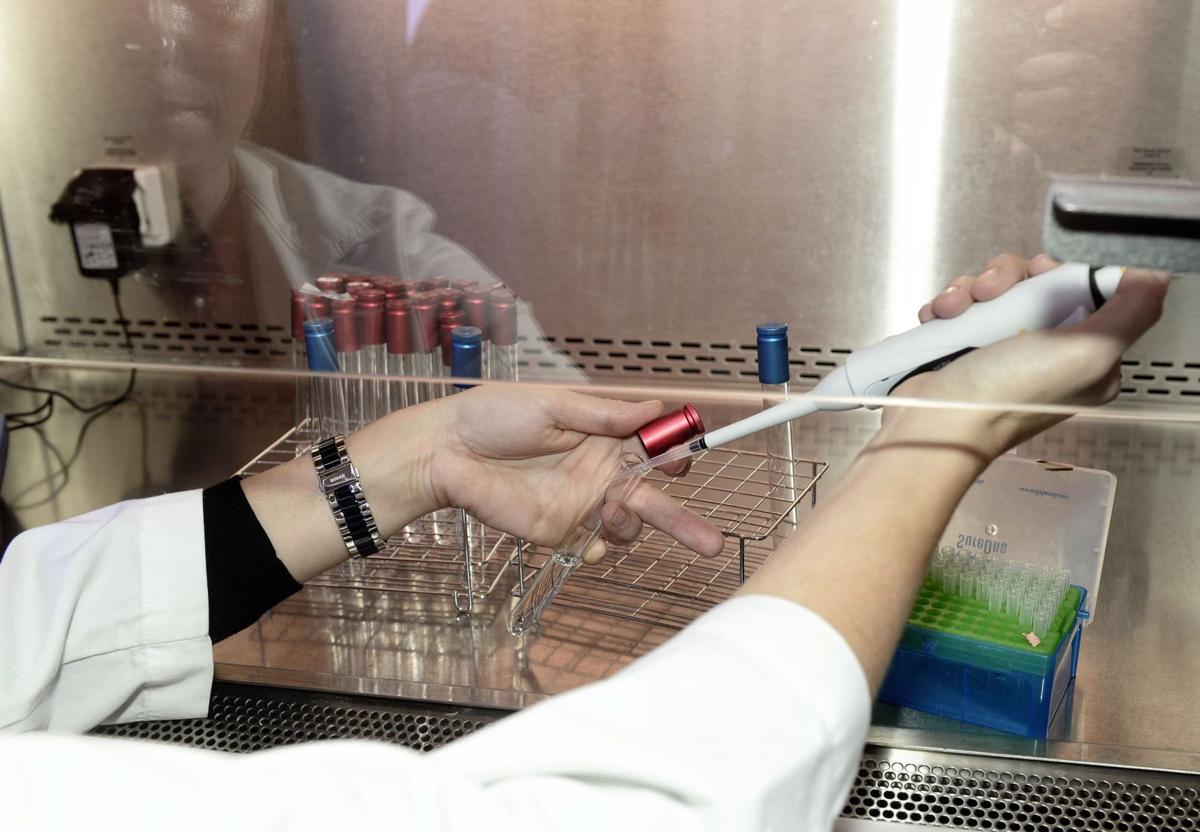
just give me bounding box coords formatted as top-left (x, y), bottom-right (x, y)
top-left (894, 254), bottom-right (1169, 459)
top-left (426, 386), bottom-right (725, 563)
top-left (917, 252), bottom-right (1047, 324)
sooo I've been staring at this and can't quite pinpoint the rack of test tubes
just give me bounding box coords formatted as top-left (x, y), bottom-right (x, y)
top-left (919, 548), bottom-right (1079, 651)
top-left (514, 448), bottom-right (828, 630)
top-left (237, 424), bottom-right (523, 613)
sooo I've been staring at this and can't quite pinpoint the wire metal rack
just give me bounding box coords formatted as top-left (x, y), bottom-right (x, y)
top-left (514, 448), bottom-right (828, 630)
top-left (239, 424), bottom-right (826, 627)
top-left (237, 424), bottom-right (521, 613)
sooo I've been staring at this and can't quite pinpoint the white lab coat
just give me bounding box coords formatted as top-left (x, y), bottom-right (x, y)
top-left (0, 492), bottom-right (870, 830)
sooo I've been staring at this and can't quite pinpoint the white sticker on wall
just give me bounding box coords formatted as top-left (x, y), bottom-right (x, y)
top-left (1118, 146), bottom-right (1187, 179)
top-left (72, 222), bottom-right (119, 270)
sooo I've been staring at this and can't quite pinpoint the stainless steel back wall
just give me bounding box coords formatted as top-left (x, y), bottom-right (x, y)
top-left (3, 1), bottom-right (1200, 367)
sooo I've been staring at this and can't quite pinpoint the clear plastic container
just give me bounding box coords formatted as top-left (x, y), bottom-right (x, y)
top-left (878, 454), bottom-right (1115, 738)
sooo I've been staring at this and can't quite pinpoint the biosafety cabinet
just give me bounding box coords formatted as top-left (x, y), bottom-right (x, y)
top-left (3, 2), bottom-right (1200, 825)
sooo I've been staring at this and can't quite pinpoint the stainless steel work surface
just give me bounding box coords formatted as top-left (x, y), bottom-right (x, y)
top-left (5, 370), bottom-right (1200, 774)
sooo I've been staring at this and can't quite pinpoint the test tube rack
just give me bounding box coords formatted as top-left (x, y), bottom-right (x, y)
top-left (238, 420), bottom-right (522, 613)
top-left (513, 448), bottom-right (828, 630)
top-left (240, 422), bottom-right (826, 625)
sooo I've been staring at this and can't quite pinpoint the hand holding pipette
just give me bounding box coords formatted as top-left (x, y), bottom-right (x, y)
top-left (635, 261), bottom-right (1157, 475)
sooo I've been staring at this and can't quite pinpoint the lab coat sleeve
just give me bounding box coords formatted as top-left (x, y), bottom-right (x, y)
top-left (435, 594), bottom-right (872, 830)
top-left (1, 595), bottom-right (869, 831)
top-left (0, 490), bottom-right (212, 733)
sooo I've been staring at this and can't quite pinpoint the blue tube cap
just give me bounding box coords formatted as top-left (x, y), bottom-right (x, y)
top-left (303, 318), bottom-right (340, 373)
top-left (451, 325), bottom-right (483, 386)
top-left (756, 321), bottom-right (790, 385)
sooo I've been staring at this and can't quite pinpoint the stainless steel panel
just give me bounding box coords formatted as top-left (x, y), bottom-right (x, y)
top-left (2, 1), bottom-right (1200, 360)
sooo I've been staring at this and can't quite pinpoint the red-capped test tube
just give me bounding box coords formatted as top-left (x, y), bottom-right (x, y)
top-left (507, 404), bottom-right (707, 635)
top-left (290, 289), bottom-right (309, 443)
top-left (410, 292), bottom-right (441, 403)
top-left (332, 298), bottom-right (362, 429)
top-left (462, 286), bottom-right (491, 378)
top-left (488, 289), bottom-right (518, 381)
top-left (356, 289), bottom-right (387, 424)
top-left (386, 298), bottom-right (413, 412)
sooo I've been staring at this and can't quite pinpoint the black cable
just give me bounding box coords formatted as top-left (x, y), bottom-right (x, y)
top-left (3, 278), bottom-right (138, 506)
top-left (2, 278), bottom-right (136, 424)
top-left (7, 397), bottom-right (54, 432)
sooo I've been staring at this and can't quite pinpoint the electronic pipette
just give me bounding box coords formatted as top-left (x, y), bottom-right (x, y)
top-left (635, 262), bottom-right (1127, 473)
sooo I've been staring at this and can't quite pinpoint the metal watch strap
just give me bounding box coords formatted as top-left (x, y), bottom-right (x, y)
top-left (311, 435), bottom-right (383, 557)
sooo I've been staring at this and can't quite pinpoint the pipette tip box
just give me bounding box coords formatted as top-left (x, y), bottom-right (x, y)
top-left (878, 455), bottom-right (1115, 738)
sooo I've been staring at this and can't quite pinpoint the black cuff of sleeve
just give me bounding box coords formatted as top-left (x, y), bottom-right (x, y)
top-left (202, 477), bottom-right (302, 642)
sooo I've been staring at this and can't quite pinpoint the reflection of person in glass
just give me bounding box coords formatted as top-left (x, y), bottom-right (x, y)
top-left (144, 0), bottom-right (567, 369)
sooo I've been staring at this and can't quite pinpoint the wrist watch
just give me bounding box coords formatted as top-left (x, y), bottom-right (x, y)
top-left (311, 434), bottom-right (384, 557)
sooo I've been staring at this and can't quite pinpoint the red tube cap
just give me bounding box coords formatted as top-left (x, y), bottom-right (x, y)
top-left (488, 290), bottom-right (518, 346)
top-left (437, 288), bottom-right (464, 313)
top-left (411, 292), bottom-right (440, 352)
top-left (315, 275), bottom-right (346, 294)
top-left (304, 294), bottom-right (331, 320)
top-left (423, 276), bottom-right (451, 291)
top-left (290, 290), bottom-right (307, 339)
top-left (386, 302), bottom-right (412, 354)
top-left (462, 286), bottom-right (489, 335)
top-left (637, 404), bottom-right (705, 458)
top-left (439, 308), bottom-right (465, 365)
top-left (332, 298), bottom-right (360, 352)
top-left (345, 280), bottom-right (374, 297)
top-left (357, 295), bottom-right (386, 345)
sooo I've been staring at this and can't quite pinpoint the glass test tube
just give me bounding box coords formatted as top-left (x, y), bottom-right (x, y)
top-left (451, 326), bottom-right (486, 602)
top-left (386, 298), bottom-right (413, 413)
top-left (507, 404), bottom-right (706, 635)
top-left (757, 322), bottom-right (797, 541)
top-left (463, 286), bottom-right (491, 379)
top-left (430, 306), bottom-right (466, 545)
top-left (411, 293), bottom-right (441, 403)
top-left (356, 290), bottom-right (387, 426)
top-left (303, 318), bottom-right (348, 437)
top-left (488, 289), bottom-right (519, 381)
top-left (508, 453), bottom-right (648, 636)
top-left (290, 290), bottom-right (309, 446)
top-left (331, 298), bottom-right (362, 429)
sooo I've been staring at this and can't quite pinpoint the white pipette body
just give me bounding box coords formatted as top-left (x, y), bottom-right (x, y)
top-left (680, 263), bottom-right (1124, 457)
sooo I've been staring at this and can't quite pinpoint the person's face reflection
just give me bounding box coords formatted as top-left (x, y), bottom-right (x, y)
top-left (150, 0), bottom-right (270, 188)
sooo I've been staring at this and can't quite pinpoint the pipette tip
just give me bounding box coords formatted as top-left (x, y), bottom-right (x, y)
top-left (626, 441), bottom-right (701, 477)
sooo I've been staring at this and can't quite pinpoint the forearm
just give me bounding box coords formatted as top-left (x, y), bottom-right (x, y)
top-left (736, 410), bottom-right (993, 693)
top-left (241, 399), bottom-right (443, 583)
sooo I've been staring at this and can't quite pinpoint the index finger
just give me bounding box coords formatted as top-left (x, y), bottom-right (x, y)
top-left (620, 483), bottom-right (726, 557)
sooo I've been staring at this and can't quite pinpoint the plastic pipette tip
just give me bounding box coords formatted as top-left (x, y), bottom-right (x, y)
top-left (625, 442), bottom-right (699, 478)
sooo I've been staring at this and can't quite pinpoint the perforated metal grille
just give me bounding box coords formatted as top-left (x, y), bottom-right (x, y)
top-left (26, 318), bottom-right (1200, 404)
top-left (520, 336), bottom-right (1200, 404)
top-left (91, 683), bottom-right (504, 753)
top-left (842, 748), bottom-right (1200, 830)
top-left (34, 315), bottom-right (292, 363)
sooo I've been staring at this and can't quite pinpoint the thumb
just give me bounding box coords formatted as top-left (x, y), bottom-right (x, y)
top-left (1070, 268), bottom-right (1169, 362)
top-left (551, 391), bottom-right (664, 438)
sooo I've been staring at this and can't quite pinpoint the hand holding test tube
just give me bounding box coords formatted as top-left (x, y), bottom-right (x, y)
top-left (507, 404), bottom-right (708, 635)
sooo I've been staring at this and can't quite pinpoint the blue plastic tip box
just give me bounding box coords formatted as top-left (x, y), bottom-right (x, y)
top-left (878, 454), bottom-right (1114, 738)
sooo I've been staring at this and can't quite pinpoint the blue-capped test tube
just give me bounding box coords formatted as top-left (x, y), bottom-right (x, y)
top-left (304, 318), bottom-right (349, 437)
top-left (757, 322), bottom-right (796, 538)
top-left (451, 325), bottom-right (485, 609)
